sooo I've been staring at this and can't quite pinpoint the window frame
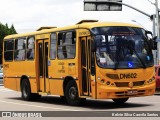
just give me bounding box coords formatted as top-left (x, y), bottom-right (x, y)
top-left (26, 36), bottom-right (35, 61)
top-left (14, 37), bottom-right (27, 61)
top-left (50, 33), bottom-right (57, 60)
top-left (57, 30), bottom-right (76, 59)
top-left (4, 39), bottom-right (14, 62)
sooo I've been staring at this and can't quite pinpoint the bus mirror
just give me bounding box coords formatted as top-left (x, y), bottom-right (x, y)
top-left (145, 30), bottom-right (153, 40)
top-left (153, 36), bottom-right (157, 41)
top-left (145, 30), bottom-right (153, 36)
top-left (151, 36), bottom-right (157, 50)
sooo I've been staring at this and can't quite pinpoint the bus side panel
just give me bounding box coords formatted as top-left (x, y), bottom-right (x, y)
top-left (49, 80), bottom-right (64, 95)
top-left (4, 61), bottom-right (37, 93)
top-left (4, 78), bottom-right (17, 91)
top-left (29, 78), bottom-right (38, 93)
top-left (48, 60), bottom-right (64, 95)
top-left (3, 62), bottom-right (17, 91)
top-left (48, 59), bottom-right (78, 96)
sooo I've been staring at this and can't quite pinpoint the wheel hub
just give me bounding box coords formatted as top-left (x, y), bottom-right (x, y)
top-left (69, 87), bottom-right (77, 100)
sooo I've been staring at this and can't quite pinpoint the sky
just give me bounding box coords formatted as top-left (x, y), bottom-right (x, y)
top-left (0, 0), bottom-right (159, 34)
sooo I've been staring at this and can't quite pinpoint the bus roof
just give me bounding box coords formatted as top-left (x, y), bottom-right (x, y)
top-left (4, 21), bottom-right (141, 40)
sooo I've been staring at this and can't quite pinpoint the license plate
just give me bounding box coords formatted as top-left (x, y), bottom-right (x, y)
top-left (127, 90), bottom-right (137, 95)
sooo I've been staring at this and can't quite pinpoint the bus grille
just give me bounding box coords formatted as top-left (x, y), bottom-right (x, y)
top-left (115, 81), bottom-right (145, 87)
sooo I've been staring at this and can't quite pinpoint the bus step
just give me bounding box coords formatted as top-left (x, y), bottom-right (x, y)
top-left (38, 92), bottom-right (50, 95)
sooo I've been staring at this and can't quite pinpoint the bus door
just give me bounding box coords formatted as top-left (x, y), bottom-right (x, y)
top-left (37, 40), bottom-right (50, 93)
top-left (81, 36), bottom-right (96, 97)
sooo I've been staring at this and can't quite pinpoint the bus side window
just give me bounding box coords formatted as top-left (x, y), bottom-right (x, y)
top-left (27, 37), bottom-right (35, 60)
top-left (50, 33), bottom-right (57, 59)
top-left (58, 31), bottom-right (76, 59)
top-left (4, 40), bottom-right (14, 61)
top-left (14, 38), bottom-right (26, 61)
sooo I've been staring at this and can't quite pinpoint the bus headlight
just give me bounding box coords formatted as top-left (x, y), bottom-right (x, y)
top-left (106, 81), bottom-right (111, 85)
top-left (146, 77), bottom-right (155, 84)
top-left (100, 79), bottom-right (105, 83)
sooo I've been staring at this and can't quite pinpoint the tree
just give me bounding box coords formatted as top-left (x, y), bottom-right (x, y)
top-left (0, 22), bottom-right (17, 64)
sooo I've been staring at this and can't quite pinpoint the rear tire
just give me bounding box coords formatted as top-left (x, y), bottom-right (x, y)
top-left (112, 98), bottom-right (129, 104)
top-left (21, 79), bottom-right (32, 101)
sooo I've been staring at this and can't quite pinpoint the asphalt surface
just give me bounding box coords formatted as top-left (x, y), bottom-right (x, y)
top-left (0, 79), bottom-right (3, 84)
top-left (0, 85), bottom-right (160, 120)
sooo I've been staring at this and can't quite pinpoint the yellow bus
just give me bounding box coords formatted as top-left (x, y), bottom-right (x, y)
top-left (3, 20), bottom-right (155, 105)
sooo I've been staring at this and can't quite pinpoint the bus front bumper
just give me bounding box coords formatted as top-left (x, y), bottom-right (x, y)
top-left (97, 83), bottom-right (155, 99)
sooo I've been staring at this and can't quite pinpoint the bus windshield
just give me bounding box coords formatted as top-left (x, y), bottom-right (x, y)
top-left (91, 26), bottom-right (154, 69)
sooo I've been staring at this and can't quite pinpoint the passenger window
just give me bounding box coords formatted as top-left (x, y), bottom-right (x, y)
top-left (14, 38), bottom-right (26, 61)
top-left (4, 40), bottom-right (14, 61)
top-left (27, 37), bottom-right (35, 60)
top-left (50, 33), bottom-right (57, 59)
top-left (58, 31), bottom-right (76, 59)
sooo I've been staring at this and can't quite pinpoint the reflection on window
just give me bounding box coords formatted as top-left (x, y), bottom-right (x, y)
top-left (50, 33), bottom-right (57, 59)
top-left (94, 26), bottom-right (153, 69)
top-left (4, 40), bottom-right (14, 61)
top-left (27, 37), bottom-right (35, 60)
top-left (58, 31), bottom-right (76, 59)
top-left (14, 50), bottom-right (26, 60)
top-left (14, 38), bottom-right (26, 61)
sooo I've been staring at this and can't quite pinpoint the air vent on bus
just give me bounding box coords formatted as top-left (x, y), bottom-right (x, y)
top-left (37, 26), bottom-right (57, 31)
top-left (76, 20), bottom-right (98, 24)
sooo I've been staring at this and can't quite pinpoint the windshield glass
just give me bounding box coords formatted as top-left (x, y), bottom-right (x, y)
top-left (91, 26), bottom-right (153, 69)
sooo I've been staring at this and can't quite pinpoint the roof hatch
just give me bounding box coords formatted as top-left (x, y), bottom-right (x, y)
top-left (76, 20), bottom-right (98, 24)
top-left (37, 26), bottom-right (57, 31)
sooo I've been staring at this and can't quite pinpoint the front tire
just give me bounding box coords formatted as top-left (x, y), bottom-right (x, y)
top-left (65, 80), bottom-right (81, 106)
top-left (112, 98), bottom-right (129, 104)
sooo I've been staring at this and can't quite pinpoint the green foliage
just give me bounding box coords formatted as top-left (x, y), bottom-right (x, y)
top-left (0, 22), bottom-right (17, 64)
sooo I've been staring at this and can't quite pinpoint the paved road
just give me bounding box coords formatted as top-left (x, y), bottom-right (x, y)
top-left (0, 79), bottom-right (3, 84)
top-left (0, 85), bottom-right (160, 120)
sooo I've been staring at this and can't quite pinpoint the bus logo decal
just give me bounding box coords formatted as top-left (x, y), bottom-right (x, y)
top-left (120, 73), bottom-right (137, 79)
top-left (128, 82), bottom-right (133, 88)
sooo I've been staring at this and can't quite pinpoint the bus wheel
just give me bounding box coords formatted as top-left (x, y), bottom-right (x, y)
top-left (21, 79), bottom-right (32, 101)
top-left (65, 80), bottom-right (81, 106)
top-left (112, 98), bottom-right (129, 104)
